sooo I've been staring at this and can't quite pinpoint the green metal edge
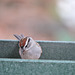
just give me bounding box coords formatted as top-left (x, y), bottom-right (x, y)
top-left (0, 58), bottom-right (75, 63)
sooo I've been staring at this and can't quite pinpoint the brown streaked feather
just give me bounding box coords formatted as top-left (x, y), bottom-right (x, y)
top-left (19, 37), bottom-right (27, 47)
top-left (20, 34), bottom-right (24, 38)
top-left (14, 34), bottom-right (22, 40)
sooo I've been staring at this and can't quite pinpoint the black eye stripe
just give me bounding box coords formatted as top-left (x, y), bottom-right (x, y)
top-left (28, 38), bottom-right (30, 43)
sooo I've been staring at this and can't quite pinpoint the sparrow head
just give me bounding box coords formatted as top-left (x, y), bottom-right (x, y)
top-left (14, 34), bottom-right (31, 52)
top-left (19, 37), bottom-right (30, 49)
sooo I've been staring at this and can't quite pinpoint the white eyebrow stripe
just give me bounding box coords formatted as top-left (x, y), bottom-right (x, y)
top-left (25, 38), bottom-right (28, 46)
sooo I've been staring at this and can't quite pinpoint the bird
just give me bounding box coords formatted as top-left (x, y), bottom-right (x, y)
top-left (14, 34), bottom-right (42, 59)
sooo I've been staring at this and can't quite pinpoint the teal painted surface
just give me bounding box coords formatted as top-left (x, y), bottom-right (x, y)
top-left (0, 59), bottom-right (75, 75)
top-left (39, 41), bottom-right (75, 60)
top-left (0, 40), bottom-right (20, 58)
top-left (0, 40), bottom-right (75, 60)
top-left (0, 40), bottom-right (75, 75)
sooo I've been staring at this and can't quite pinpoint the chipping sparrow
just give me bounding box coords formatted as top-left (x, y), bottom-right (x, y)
top-left (14, 34), bottom-right (42, 59)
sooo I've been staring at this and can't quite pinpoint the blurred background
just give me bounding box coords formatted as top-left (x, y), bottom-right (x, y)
top-left (0, 0), bottom-right (75, 41)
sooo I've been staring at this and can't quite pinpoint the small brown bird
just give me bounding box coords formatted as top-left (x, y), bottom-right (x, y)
top-left (14, 34), bottom-right (42, 59)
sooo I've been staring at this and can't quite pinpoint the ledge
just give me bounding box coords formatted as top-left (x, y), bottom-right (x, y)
top-left (0, 40), bottom-right (75, 75)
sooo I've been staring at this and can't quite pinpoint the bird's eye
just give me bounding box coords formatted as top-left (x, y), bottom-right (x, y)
top-left (25, 45), bottom-right (27, 48)
top-left (21, 46), bottom-right (23, 49)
